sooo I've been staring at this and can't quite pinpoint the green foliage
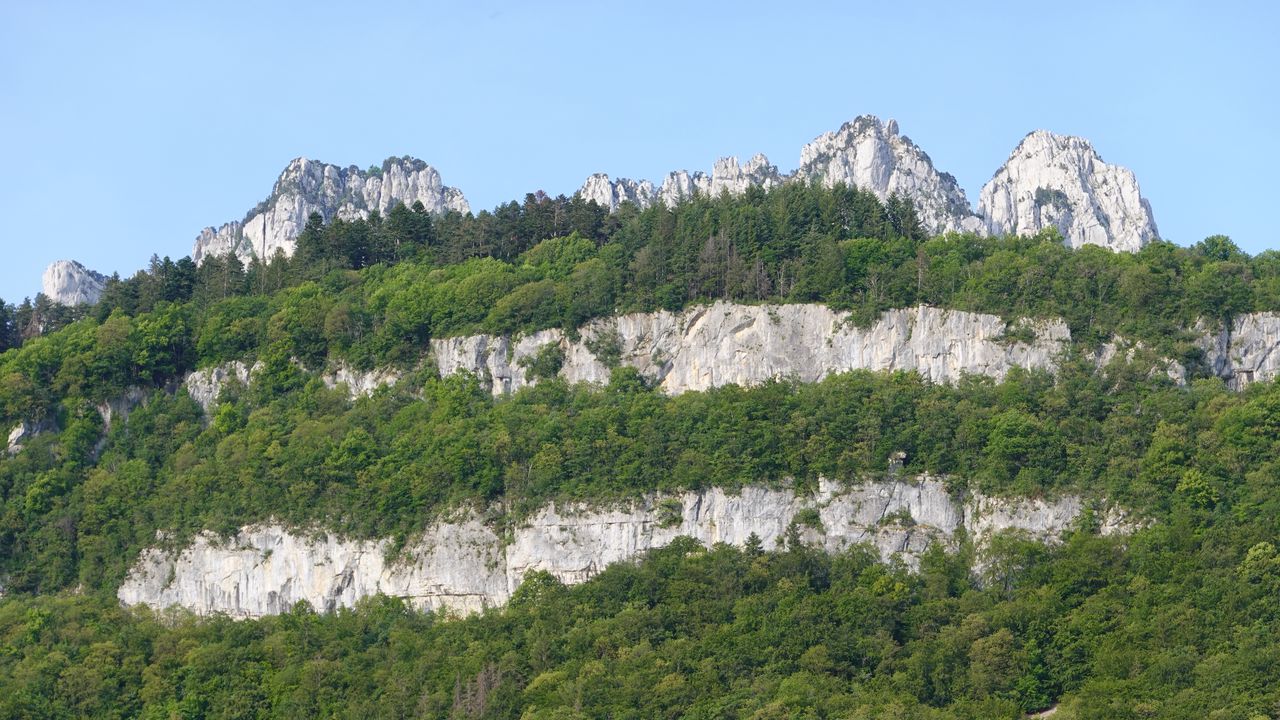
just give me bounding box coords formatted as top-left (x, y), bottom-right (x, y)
top-left (1, 353), bottom-right (1266, 595)
top-left (584, 327), bottom-right (623, 368)
top-left (518, 343), bottom-right (565, 382)
top-left (1033, 187), bottom-right (1070, 210)
top-left (4, 519), bottom-right (1280, 719)
top-left (4, 184), bottom-right (1280, 717)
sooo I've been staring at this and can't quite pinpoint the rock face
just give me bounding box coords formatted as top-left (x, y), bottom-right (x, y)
top-left (577, 173), bottom-right (655, 212)
top-left (576, 116), bottom-right (1158, 252)
top-left (1200, 313), bottom-right (1280, 390)
top-left (978, 131), bottom-right (1158, 252)
top-left (192, 157), bottom-right (469, 265)
top-left (183, 361), bottom-right (400, 413)
top-left (321, 364), bottom-right (402, 398)
top-left (184, 362), bottom-right (259, 415)
top-left (574, 116), bottom-right (976, 227)
top-left (1092, 337), bottom-right (1188, 384)
top-left (431, 302), bottom-right (1070, 397)
top-left (795, 116), bottom-right (983, 235)
top-left (7, 420), bottom-right (53, 456)
top-left (657, 154), bottom-right (784, 207)
top-left (580, 154), bottom-right (783, 211)
top-left (118, 477), bottom-right (1124, 618)
top-left (97, 387), bottom-right (150, 433)
top-left (176, 304), bottom-right (1280, 412)
top-left (41, 260), bottom-right (106, 305)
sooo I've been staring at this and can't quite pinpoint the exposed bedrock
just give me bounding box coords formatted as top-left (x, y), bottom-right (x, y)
top-left (118, 477), bottom-right (1128, 618)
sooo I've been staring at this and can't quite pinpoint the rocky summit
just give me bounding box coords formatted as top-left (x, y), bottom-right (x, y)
top-left (192, 157), bottom-right (469, 265)
top-left (41, 259), bottom-right (106, 305)
top-left (576, 115), bottom-right (1159, 253)
top-left (794, 116), bottom-right (984, 236)
top-left (978, 130), bottom-right (1159, 252)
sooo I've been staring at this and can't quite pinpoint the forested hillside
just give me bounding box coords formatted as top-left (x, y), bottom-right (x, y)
top-left (3, 184), bottom-right (1280, 718)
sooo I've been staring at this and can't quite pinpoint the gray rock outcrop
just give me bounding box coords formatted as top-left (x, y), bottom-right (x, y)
top-left (1092, 337), bottom-right (1187, 383)
top-left (431, 302), bottom-right (1071, 396)
top-left (578, 173), bottom-right (656, 212)
top-left (978, 131), bottom-right (1158, 252)
top-left (579, 154), bottom-right (783, 211)
top-left (321, 364), bottom-right (402, 398)
top-left (657, 154), bottom-right (784, 207)
top-left (175, 304), bottom-right (1280, 414)
top-left (574, 115), bottom-right (985, 235)
top-left (193, 157), bottom-right (469, 265)
top-left (182, 360), bottom-right (400, 414)
top-left (795, 116), bottom-right (984, 235)
top-left (1199, 312), bottom-right (1280, 390)
top-left (41, 260), bottom-right (107, 306)
top-left (97, 387), bottom-right (150, 432)
top-left (183, 361), bottom-right (259, 414)
top-left (118, 477), bottom-right (1128, 618)
top-left (7, 420), bottom-right (53, 456)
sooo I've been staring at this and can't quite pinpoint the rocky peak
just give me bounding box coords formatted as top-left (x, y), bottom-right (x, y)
top-left (573, 117), bottom-right (1160, 254)
top-left (41, 260), bottom-right (106, 305)
top-left (656, 153), bottom-right (783, 206)
top-left (978, 130), bottom-right (1158, 252)
top-left (575, 116), bottom-right (983, 236)
top-left (711, 153), bottom-right (783, 196)
top-left (578, 173), bottom-right (656, 212)
top-left (579, 153), bottom-right (782, 211)
top-left (192, 156), bottom-right (469, 266)
top-left (795, 115), bottom-right (983, 235)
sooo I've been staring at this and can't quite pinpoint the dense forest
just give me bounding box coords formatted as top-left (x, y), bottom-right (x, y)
top-left (3, 184), bottom-right (1280, 718)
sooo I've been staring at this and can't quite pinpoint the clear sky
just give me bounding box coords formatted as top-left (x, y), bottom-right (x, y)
top-left (1, 0), bottom-right (1276, 301)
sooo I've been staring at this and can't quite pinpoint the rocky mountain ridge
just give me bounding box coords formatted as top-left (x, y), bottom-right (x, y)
top-left (578, 115), bottom-right (1157, 252)
top-left (40, 115), bottom-right (1160, 295)
top-left (191, 156), bottom-right (468, 265)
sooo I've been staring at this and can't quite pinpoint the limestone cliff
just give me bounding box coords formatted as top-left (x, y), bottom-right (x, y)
top-left (183, 360), bottom-right (399, 414)
top-left (430, 302), bottom-right (1070, 397)
top-left (118, 477), bottom-right (1126, 618)
top-left (178, 304), bottom-right (1280, 414)
top-left (192, 157), bottom-right (468, 265)
top-left (978, 131), bottom-right (1158, 252)
top-left (41, 260), bottom-right (106, 305)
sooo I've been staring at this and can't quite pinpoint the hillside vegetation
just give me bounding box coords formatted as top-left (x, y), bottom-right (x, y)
top-left (2, 185), bottom-right (1280, 718)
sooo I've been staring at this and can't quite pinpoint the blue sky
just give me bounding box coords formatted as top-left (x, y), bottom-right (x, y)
top-left (1, 0), bottom-right (1276, 300)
